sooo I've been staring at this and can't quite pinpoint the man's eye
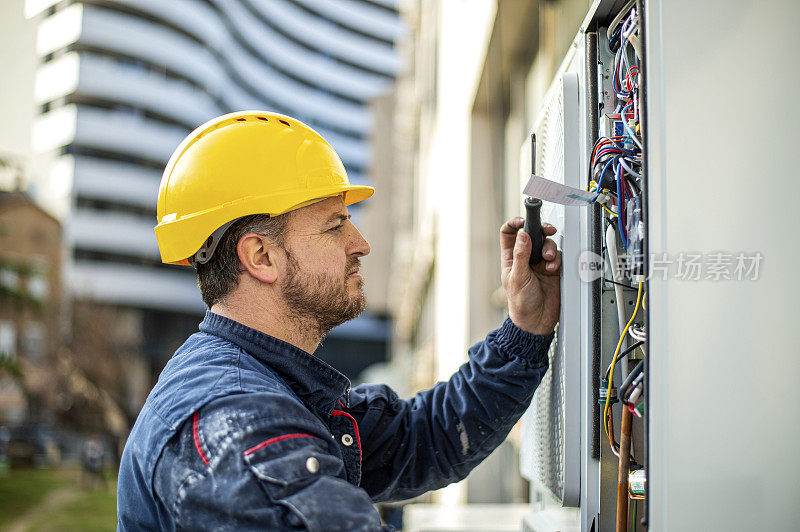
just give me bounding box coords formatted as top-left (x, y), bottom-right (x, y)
top-left (329, 225), bottom-right (344, 232)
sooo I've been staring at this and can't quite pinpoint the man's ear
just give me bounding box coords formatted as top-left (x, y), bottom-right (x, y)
top-left (237, 233), bottom-right (280, 284)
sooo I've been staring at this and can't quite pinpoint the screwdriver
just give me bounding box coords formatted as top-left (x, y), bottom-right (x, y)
top-left (523, 197), bottom-right (545, 266)
top-left (525, 133), bottom-right (545, 267)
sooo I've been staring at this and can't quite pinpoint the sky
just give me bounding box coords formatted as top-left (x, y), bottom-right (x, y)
top-left (0, 0), bottom-right (38, 188)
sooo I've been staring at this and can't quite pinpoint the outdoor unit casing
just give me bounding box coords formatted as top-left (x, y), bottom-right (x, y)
top-left (520, 71), bottom-right (582, 508)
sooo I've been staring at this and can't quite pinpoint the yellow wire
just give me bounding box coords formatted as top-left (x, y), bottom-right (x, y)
top-left (601, 203), bottom-right (618, 218)
top-left (587, 181), bottom-right (619, 218)
top-left (603, 282), bottom-right (644, 444)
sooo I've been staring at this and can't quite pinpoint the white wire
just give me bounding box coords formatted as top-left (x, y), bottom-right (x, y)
top-left (606, 0), bottom-right (636, 41)
top-left (630, 328), bottom-right (647, 342)
top-left (619, 158), bottom-right (642, 179)
top-left (606, 225), bottom-right (631, 376)
top-left (621, 9), bottom-right (638, 42)
top-left (628, 325), bottom-right (647, 342)
top-left (628, 383), bottom-right (643, 404)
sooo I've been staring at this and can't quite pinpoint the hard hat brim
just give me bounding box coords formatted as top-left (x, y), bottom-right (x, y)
top-left (155, 184), bottom-right (374, 265)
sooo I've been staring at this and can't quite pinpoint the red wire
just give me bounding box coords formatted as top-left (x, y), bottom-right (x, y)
top-left (622, 175), bottom-right (634, 198)
top-left (618, 167), bottom-right (626, 223)
top-left (596, 148), bottom-right (625, 160)
top-left (591, 136), bottom-right (628, 163)
top-left (625, 66), bottom-right (639, 92)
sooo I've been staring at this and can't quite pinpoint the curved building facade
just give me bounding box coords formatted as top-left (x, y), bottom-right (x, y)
top-left (26, 0), bottom-right (402, 315)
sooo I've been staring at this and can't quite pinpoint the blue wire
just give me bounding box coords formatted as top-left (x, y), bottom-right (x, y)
top-left (599, 157), bottom-right (615, 189)
top-left (609, 24), bottom-right (622, 52)
top-left (622, 116), bottom-right (636, 138)
top-left (591, 157), bottom-right (617, 204)
top-left (620, 103), bottom-right (643, 151)
top-left (621, 102), bottom-right (633, 121)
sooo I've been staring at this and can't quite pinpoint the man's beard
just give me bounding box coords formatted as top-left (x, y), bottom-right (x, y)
top-left (280, 249), bottom-right (366, 338)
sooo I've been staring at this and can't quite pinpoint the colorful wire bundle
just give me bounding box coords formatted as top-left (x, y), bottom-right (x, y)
top-left (589, 8), bottom-right (643, 252)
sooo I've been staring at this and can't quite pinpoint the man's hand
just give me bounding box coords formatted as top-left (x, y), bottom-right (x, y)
top-left (500, 217), bottom-right (562, 335)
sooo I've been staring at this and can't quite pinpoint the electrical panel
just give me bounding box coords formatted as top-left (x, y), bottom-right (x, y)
top-left (518, 0), bottom-right (800, 529)
top-left (594, 5), bottom-right (648, 530)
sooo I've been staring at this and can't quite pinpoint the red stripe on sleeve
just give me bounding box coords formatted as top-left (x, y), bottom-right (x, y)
top-left (192, 411), bottom-right (211, 467)
top-left (243, 433), bottom-right (321, 456)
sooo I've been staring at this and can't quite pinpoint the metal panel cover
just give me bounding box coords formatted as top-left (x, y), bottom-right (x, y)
top-left (521, 72), bottom-right (581, 507)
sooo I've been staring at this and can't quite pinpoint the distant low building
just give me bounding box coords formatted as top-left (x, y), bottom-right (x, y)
top-left (0, 190), bottom-right (63, 425)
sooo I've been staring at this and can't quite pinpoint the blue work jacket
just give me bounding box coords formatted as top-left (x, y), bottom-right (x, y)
top-left (117, 311), bottom-right (551, 531)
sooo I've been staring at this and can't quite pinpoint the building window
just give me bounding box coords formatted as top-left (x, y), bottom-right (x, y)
top-left (0, 267), bottom-right (19, 292)
top-left (24, 323), bottom-right (45, 362)
top-left (28, 257), bottom-right (49, 301)
top-left (0, 321), bottom-right (16, 360)
top-left (27, 273), bottom-right (49, 301)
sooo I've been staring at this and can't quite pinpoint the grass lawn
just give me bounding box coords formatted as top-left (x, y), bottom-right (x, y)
top-left (27, 484), bottom-right (117, 532)
top-left (0, 468), bottom-right (66, 527)
top-left (0, 467), bottom-right (117, 531)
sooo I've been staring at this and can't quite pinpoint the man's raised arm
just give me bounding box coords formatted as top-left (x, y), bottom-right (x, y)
top-left (349, 217), bottom-right (562, 501)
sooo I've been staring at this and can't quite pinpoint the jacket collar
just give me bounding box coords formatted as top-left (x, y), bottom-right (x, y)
top-left (199, 311), bottom-right (351, 415)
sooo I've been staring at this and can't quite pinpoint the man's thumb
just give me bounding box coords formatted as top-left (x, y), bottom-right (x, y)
top-left (511, 229), bottom-right (531, 279)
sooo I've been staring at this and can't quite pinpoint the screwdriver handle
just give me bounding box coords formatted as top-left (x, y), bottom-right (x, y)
top-left (523, 197), bottom-right (545, 266)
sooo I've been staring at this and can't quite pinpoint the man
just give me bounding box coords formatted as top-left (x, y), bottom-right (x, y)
top-left (117, 111), bottom-right (562, 531)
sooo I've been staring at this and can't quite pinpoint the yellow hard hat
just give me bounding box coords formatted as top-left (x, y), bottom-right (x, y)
top-left (155, 110), bottom-right (374, 265)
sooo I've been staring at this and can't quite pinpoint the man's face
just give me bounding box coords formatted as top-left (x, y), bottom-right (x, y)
top-left (278, 197), bottom-right (371, 336)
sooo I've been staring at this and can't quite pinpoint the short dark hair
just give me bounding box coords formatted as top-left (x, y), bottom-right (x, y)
top-left (196, 213), bottom-right (292, 307)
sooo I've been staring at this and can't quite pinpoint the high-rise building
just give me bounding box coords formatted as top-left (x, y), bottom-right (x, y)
top-left (24, 0), bottom-right (402, 384)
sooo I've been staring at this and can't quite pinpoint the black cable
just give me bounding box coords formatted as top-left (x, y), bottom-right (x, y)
top-left (604, 340), bottom-right (644, 380)
top-left (622, 375), bottom-right (644, 404)
top-left (618, 359), bottom-right (644, 400)
top-left (603, 278), bottom-right (636, 290)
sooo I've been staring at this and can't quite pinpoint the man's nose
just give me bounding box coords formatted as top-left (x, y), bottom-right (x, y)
top-left (349, 224), bottom-right (371, 257)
